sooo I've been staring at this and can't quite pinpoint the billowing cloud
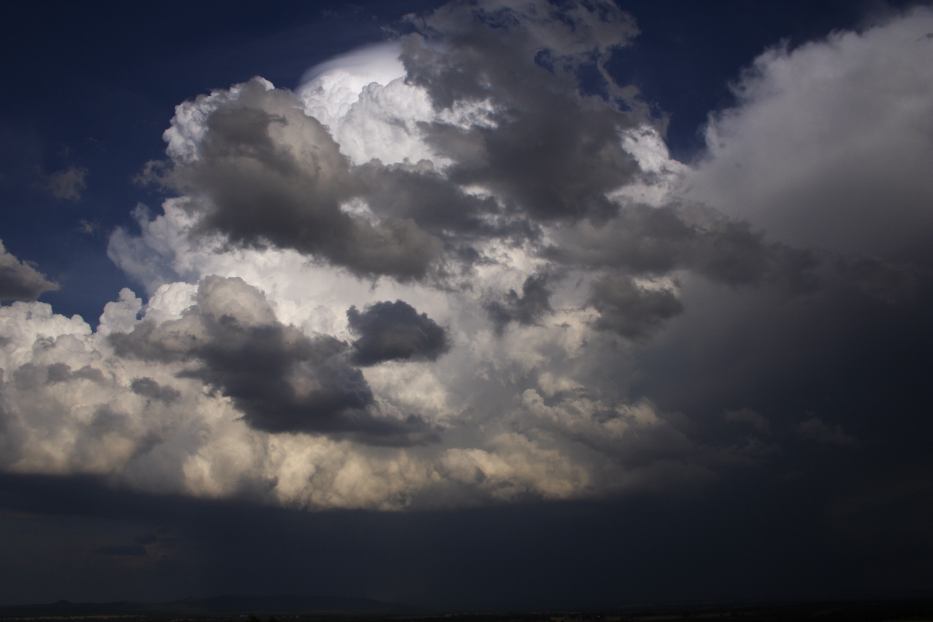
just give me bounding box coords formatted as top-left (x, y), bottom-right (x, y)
top-left (347, 300), bottom-right (449, 366)
top-left (112, 276), bottom-right (434, 445)
top-left (485, 273), bottom-right (552, 331)
top-left (3, 1), bottom-right (933, 520)
top-left (0, 279), bottom-right (716, 509)
top-left (400, 0), bottom-right (642, 223)
top-left (590, 274), bottom-right (683, 340)
top-left (0, 240), bottom-right (58, 302)
top-left (548, 203), bottom-right (818, 290)
top-left (128, 0), bottom-right (658, 285)
top-left (686, 6), bottom-right (933, 259)
top-left (155, 79), bottom-right (442, 281)
top-left (628, 6), bottom-right (933, 484)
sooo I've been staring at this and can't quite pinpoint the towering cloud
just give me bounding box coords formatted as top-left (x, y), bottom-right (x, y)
top-left (2, 1), bottom-right (932, 518)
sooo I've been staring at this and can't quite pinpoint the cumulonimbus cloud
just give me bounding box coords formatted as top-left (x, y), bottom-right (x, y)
top-left (2, 2), bottom-right (932, 513)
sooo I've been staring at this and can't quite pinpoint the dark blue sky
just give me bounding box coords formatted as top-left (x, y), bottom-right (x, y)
top-left (0, 0), bottom-right (914, 323)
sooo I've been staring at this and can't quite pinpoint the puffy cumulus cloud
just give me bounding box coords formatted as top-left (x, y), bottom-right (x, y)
top-left (298, 42), bottom-right (407, 133)
top-left (97, 288), bottom-right (143, 336)
top-left (347, 300), bottom-right (449, 366)
top-left (0, 291), bottom-right (408, 506)
top-left (0, 300), bottom-right (143, 478)
top-left (123, 0), bottom-right (754, 296)
top-left (0, 278), bottom-right (725, 510)
top-left (298, 42), bottom-right (439, 166)
top-left (301, 0), bottom-right (810, 317)
top-left (686, 6), bottom-right (933, 260)
top-left (0, 240), bottom-right (58, 302)
top-left (143, 68), bottom-right (531, 283)
top-left (153, 78), bottom-right (443, 281)
top-left (112, 276), bottom-right (434, 445)
top-left (1, 0), bottom-right (766, 512)
top-left (298, 41), bottom-right (518, 169)
top-left (0, 224), bottom-right (724, 511)
top-left (3, 231), bottom-right (742, 511)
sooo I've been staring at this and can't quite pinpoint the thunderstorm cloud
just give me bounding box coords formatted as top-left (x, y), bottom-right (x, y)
top-left (3, 1), bottom-right (933, 526)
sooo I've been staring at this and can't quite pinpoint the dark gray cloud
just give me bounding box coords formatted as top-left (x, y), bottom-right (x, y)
top-left (142, 1), bottom-right (819, 293)
top-left (162, 80), bottom-right (442, 281)
top-left (181, 328), bottom-right (389, 438)
top-left (46, 363), bottom-right (106, 384)
top-left (401, 0), bottom-right (638, 108)
top-left (631, 267), bottom-right (933, 458)
top-left (130, 377), bottom-right (181, 403)
top-left (355, 162), bottom-right (537, 251)
top-left (347, 300), bottom-right (449, 366)
top-left (0, 240), bottom-right (58, 302)
top-left (12, 363), bottom-right (105, 390)
top-left (617, 6), bottom-right (933, 470)
top-left (590, 274), bottom-right (683, 340)
top-left (485, 273), bottom-right (552, 331)
top-left (549, 204), bottom-right (819, 290)
top-left (112, 277), bottom-right (434, 445)
top-left (547, 205), bottom-right (694, 274)
top-left (111, 0), bottom-right (832, 318)
top-left (401, 0), bottom-right (643, 223)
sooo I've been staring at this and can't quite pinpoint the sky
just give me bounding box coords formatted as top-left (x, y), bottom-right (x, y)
top-left (1, 0), bottom-right (932, 610)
